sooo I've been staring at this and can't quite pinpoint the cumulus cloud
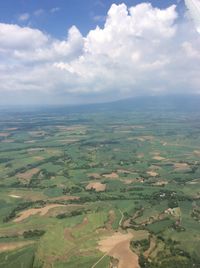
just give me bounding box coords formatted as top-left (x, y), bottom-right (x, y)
top-left (0, 2), bottom-right (200, 105)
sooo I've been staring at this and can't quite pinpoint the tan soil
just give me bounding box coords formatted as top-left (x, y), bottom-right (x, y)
top-left (174, 163), bottom-right (190, 171)
top-left (98, 232), bottom-right (140, 268)
top-left (9, 195), bottom-right (21, 199)
top-left (103, 172), bottom-right (119, 179)
top-left (117, 169), bottom-right (133, 174)
top-left (88, 173), bottom-right (102, 179)
top-left (144, 238), bottom-right (156, 258)
top-left (122, 179), bottom-right (136, 185)
top-left (17, 168), bottom-right (40, 181)
top-left (86, 182), bottom-right (106, 192)
top-left (5, 128), bottom-right (18, 131)
top-left (50, 195), bottom-right (79, 201)
top-left (153, 156), bottom-right (166, 161)
top-left (131, 136), bottom-right (154, 142)
top-left (137, 153), bottom-right (144, 158)
top-left (153, 180), bottom-right (168, 186)
top-left (194, 150), bottom-right (200, 156)
top-left (74, 217), bottom-right (89, 231)
top-left (0, 132), bottom-right (10, 137)
top-left (14, 204), bottom-right (66, 222)
top-left (0, 241), bottom-right (34, 252)
top-left (33, 156), bottom-right (45, 161)
top-left (147, 171), bottom-right (158, 177)
top-left (64, 229), bottom-right (74, 241)
top-left (123, 219), bottom-right (131, 228)
top-left (24, 140), bottom-right (36, 144)
top-left (106, 210), bottom-right (115, 230)
top-left (9, 190), bottom-right (46, 201)
top-left (149, 165), bottom-right (161, 170)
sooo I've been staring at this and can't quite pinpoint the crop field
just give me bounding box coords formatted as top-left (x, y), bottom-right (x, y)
top-left (0, 105), bottom-right (199, 268)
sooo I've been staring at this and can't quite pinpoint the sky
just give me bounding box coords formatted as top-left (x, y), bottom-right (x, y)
top-left (0, 0), bottom-right (200, 105)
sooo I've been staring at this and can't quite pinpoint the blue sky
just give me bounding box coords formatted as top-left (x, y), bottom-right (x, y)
top-left (0, 0), bottom-right (199, 105)
top-left (0, 0), bottom-right (183, 37)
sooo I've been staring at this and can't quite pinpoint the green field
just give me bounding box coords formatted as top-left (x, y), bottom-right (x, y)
top-left (0, 104), bottom-right (199, 268)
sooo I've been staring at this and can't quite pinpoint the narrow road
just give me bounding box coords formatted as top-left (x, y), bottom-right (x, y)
top-left (91, 252), bottom-right (108, 268)
top-left (119, 209), bottom-right (124, 227)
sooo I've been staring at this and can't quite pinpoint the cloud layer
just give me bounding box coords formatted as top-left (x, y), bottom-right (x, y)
top-left (0, 2), bottom-right (200, 105)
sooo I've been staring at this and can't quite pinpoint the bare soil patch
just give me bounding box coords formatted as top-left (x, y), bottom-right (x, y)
top-left (0, 241), bottom-right (34, 252)
top-left (64, 228), bottom-right (74, 241)
top-left (24, 140), bottom-right (36, 144)
top-left (14, 204), bottom-right (66, 222)
top-left (86, 182), bottom-right (106, 192)
top-left (9, 190), bottom-right (46, 201)
top-left (0, 132), bottom-right (10, 137)
top-left (137, 153), bottom-right (144, 158)
top-left (144, 237), bottom-right (156, 258)
top-left (117, 169), bottom-right (133, 174)
top-left (153, 180), bottom-right (168, 186)
top-left (153, 156), bottom-right (166, 161)
top-left (174, 163), bottom-right (190, 171)
top-left (194, 150), bottom-right (200, 156)
top-left (50, 195), bottom-right (79, 201)
top-left (122, 179), bottom-right (136, 185)
top-left (98, 232), bottom-right (140, 268)
top-left (17, 168), bottom-right (40, 182)
top-left (9, 194), bottom-right (21, 199)
top-left (33, 156), bottom-right (45, 161)
top-left (5, 128), bottom-right (18, 131)
top-left (103, 172), bottom-right (119, 179)
top-left (88, 173), bottom-right (101, 179)
top-left (147, 171), bottom-right (158, 177)
top-left (105, 210), bottom-right (115, 230)
top-left (56, 125), bottom-right (86, 133)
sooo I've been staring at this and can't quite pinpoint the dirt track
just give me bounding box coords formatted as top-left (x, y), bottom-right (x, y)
top-left (14, 204), bottom-right (65, 222)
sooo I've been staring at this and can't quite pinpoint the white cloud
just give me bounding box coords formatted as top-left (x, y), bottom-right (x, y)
top-left (0, 2), bottom-right (200, 104)
top-left (18, 13), bottom-right (30, 22)
top-left (50, 7), bottom-right (60, 13)
top-left (34, 9), bottom-right (44, 17)
top-left (0, 23), bottom-right (48, 50)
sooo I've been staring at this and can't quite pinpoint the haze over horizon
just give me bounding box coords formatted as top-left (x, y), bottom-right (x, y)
top-left (0, 0), bottom-right (200, 105)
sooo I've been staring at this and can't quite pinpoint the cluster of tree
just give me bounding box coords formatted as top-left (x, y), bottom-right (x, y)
top-left (23, 229), bottom-right (45, 238)
top-left (168, 199), bottom-right (178, 209)
top-left (56, 210), bottom-right (84, 219)
top-left (40, 169), bottom-right (56, 179)
top-left (7, 155), bottom-right (61, 177)
top-left (131, 238), bottom-right (150, 252)
top-left (63, 185), bottom-right (83, 194)
top-left (138, 235), bottom-right (200, 268)
top-left (3, 200), bottom-right (46, 222)
top-left (0, 158), bottom-right (12, 164)
top-left (191, 208), bottom-right (200, 222)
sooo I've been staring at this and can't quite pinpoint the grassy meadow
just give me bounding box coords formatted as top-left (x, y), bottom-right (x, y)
top-left (0, 103), bottom-right (199, 267)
